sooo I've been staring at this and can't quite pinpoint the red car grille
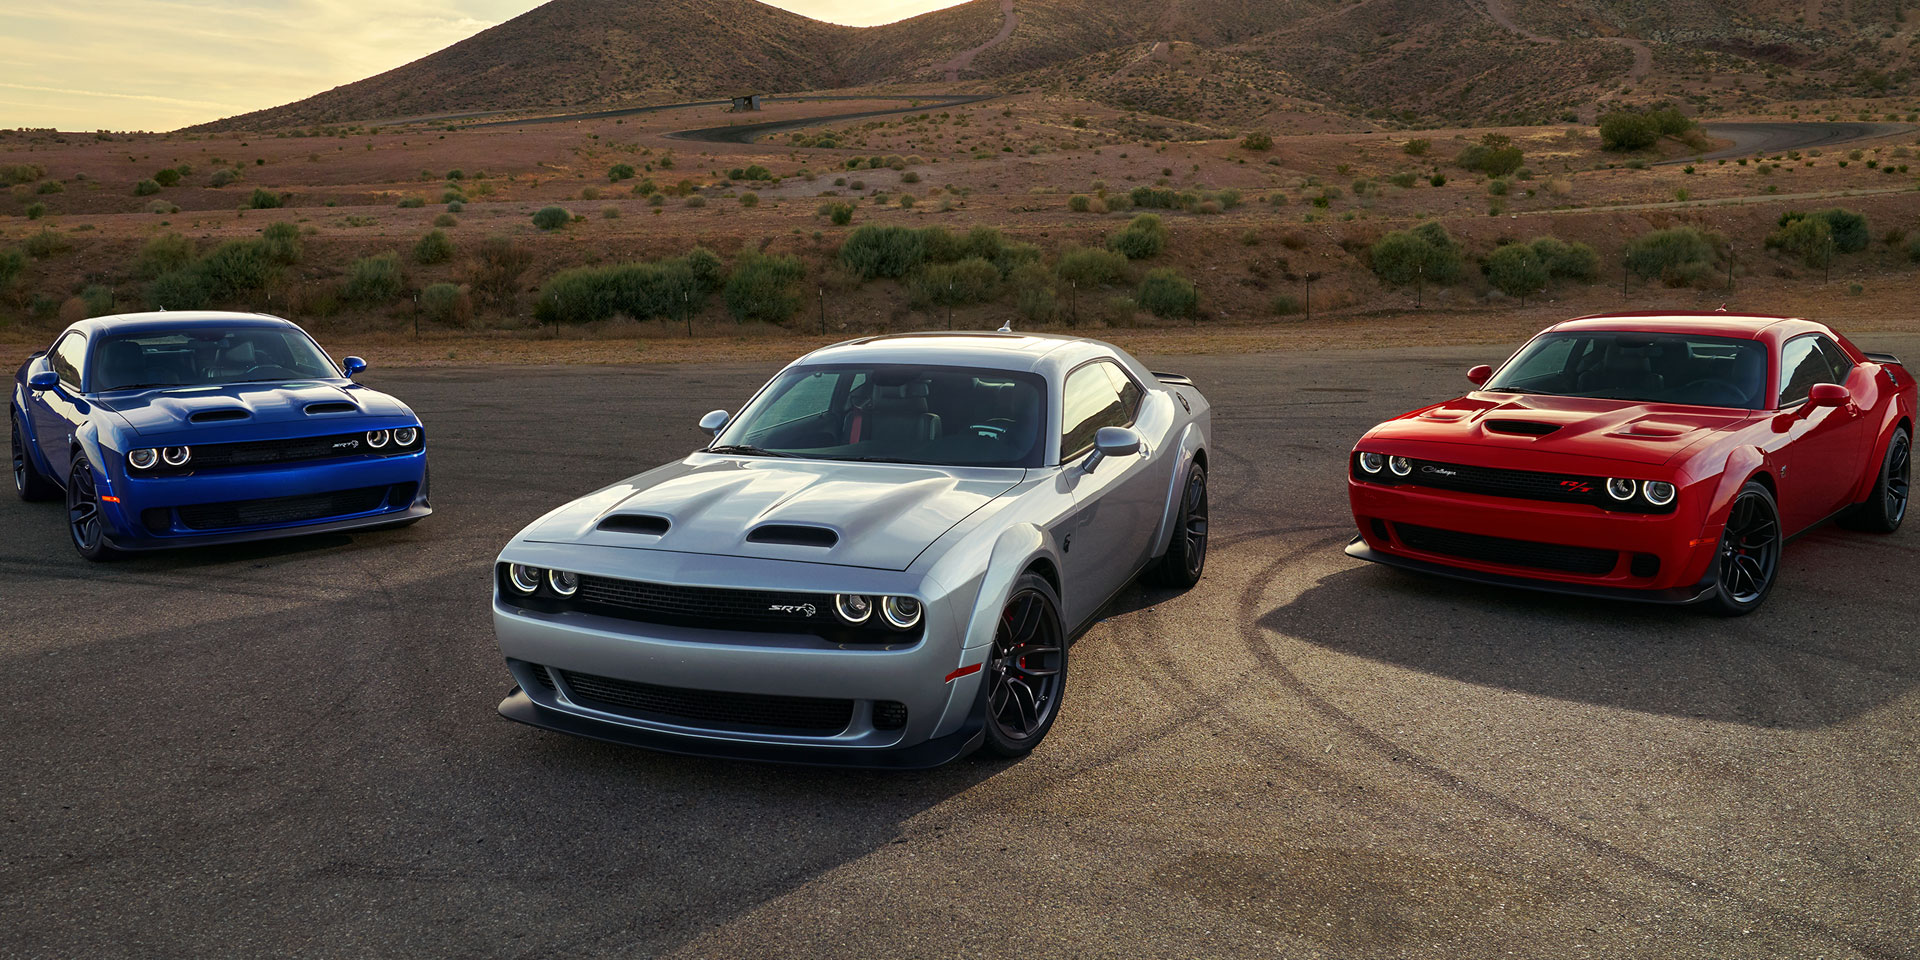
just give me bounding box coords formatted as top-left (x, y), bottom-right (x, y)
top-left (1354, 455), bottom-right (1673, 514)
top-left (1395, 523), bottom-right (1618, 575)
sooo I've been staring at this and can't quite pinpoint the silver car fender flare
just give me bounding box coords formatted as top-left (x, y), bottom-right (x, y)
top-left (1148, 422), bottom-right (1207, 560)
top-left (926, 523), bottom-right (1061, 739)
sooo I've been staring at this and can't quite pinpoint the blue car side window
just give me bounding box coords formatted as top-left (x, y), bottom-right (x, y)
top-left (51, 333), bottom-right (86, 390)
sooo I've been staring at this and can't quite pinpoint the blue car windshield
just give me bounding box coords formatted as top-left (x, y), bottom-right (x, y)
top-left (91, 327), bottom-right (340, 392)
top-left (1486, 331), bottom-right (1770, 409)
top-left (713, 364), bottom-right (1048, 468)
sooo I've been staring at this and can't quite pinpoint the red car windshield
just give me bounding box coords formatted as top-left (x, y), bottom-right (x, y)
top-left (1486, 332), bottom-right (1769, 409)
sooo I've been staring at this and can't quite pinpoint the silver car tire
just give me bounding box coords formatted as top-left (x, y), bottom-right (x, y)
top-left (981, 573), bottom-right (1068, 759)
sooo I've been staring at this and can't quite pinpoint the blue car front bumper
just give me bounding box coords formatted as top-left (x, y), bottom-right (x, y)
top-left (97, 448), bottom-right (430, 550)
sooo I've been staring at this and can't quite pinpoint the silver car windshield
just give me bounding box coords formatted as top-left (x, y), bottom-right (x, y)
top-left (713, 363), bottom-right (1048, 467)
top-left (1486, 332), bottom-right (1769, 409)
top-left (92, 326), bottom-right (340, 392)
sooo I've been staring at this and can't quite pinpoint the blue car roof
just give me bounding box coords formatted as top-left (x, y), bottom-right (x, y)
top-left (71, 311), bottom-right (300, 338)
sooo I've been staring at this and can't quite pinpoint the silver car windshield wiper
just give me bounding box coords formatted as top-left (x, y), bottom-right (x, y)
top-left (705, 444), bottom-right (803, 458)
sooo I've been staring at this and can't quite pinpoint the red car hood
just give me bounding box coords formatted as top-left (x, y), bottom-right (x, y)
top-left (1367, 393), bottom-right (1753, 465)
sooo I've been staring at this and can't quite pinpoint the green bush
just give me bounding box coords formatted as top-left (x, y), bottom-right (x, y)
top-left (138, 233), bottom-right (195, 277)
top-left (823, 201), bottom-right (854, 225)
top-left (198, 239), bottom-right (277, 299)
top-left (446, 169), bottom-right (465, 181)
top-left (1428, 173), bottom-right (1447, 187)
top-left (419, 282), bottom-right (472, 325)
top-left (79, 284), bottom-right (114, 317)
top-left (1367, 222), bottom-right (1464, 285)
top-left (1487, 179), bottom-right (1510, 196)
top-left (468, 236), bottom-right (532, 309)
top-left (1136, 268), bottom-right (1198, 319)
top-left (1009, 262), bottom-right (1058, 322)
top-left (433, 212), bottom-right (458, 227)
top-left (260, 221), bottom-right (303, 264)
top-left (35, 180), bottom-right (63, 195)
top-left (25, 229), bottom-right (70, 259)
top-left (685, 195), bottom-right (707, 208)
top-left (209, 169), bottom-right (239, 188)
top-left (1270, 294), bottom-right (1303, 315)
top-left (1068, 194), bottom-right (1091, 212)
top-left (1485, 243), bottom-right (1550, 296)
top-left (1241, 132), bottom-right (1274, 151)
top-left (912, 257), bottom-right (1000, 307)
top-left (153, 168), bottom-right (181, 188)
top-left (413, 229), bottom-right (455, 264)
top-left (739, 192), bottom-right (760, 208)
top-left (1598, 106), bottom-right (1692, 151)
top-left (134, 179), bottom-right (162, 196)
top-left (840, 225), bottom-right (928, 279)
top-left (343, 253), bottom-right (403, 302)
top-left (0, 163), bottom-right (44, 185)
top-left (248, 188), bottom-right (284, 209)
top-left (145, 269), bottom-right (211, 310)
top-left (397, 196), bottom-right (425, 208)
top-left (146, 199), bottom-right (179, 214)
top-left (1106, 214), bottom-right (1168, 260)
top-left (25, 203), bottom-right (45, 220)
top-left (1055, 245), bottom-right (1128, 287)
top-left (1402, 139), bottom-right (1431, 157)
top-left (1624, 226), bottom-right (1720, 285)
top-left (1527, 237), bottom-right (1600, 281)
top-left (440, 189), bottom-right (465, 204)
top-left (608, 163), bottom-right (636, 182)
top-left (533, 250), bottom-right (724, 325)
top-left (1773, 208), bottom-right (1868, 255)
top-left (532, 205), bottom-right (570, 230)
top-left (1455, 134), bottom-right (1524, 177)
top-left (0, 247), bottom-right (26, 292)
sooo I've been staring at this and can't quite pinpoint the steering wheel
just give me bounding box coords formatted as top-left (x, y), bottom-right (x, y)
top-left (1678, 378), bottom-right (1748, 407)
top-left (968, 418), bottom-right (1017, 439)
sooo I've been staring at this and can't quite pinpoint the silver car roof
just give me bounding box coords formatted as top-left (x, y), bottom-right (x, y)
top-left (794, 332), bottom-right (1118, 379)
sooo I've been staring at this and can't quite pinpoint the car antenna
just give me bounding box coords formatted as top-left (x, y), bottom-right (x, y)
top-left (996, 319), bottom-right (1012, 333)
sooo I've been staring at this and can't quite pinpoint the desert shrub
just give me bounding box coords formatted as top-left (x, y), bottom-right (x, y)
top-left (1428, 173), bottom-right (1447, 187)
top-left (1008, 262), bottom-right (1058, 322)
top-left (138, 233), bottom-right (195, 277)
top-left (1241, 132), bottom-right (1274, 151)
top-left (532, 205), bottom-right (571, 230)
top-left (79, 284), bottom-right (114, 317)
top-left (209, 169), bottom-right (239, 188)
top-left (1068, 194), bottom-right (1091, 212)
top-left (1624, 226), bottom-right (1720, 285)
top-left (898, 194), bottom-right (917, 209)
top-left (0, 247), bottom-right (24, 296)
top-left (534, 250), bottom-right (725, 325)
top-left (440, 189), bottom-right (465, 204)
top-left (608, 163), bottom-right (636, 182)
top-left (1270, 294), bottom-right (1303, 315)
top-left (1527, 237), bottom-right (1599, 281)
top-left (1455, 134), bottom-right (1524, 177)
top-left (1599, 106), bottom-right (1693, 151)
top-left (133, 179), bottom-right (161, 196)
top-left (445, 200), bottom-right (465, 213)
top-left (685, 195), bottom-right (707, 208)
top-left (912, 256), bottom-right (1001, 308)
top-left (145, 269), bottom-right (211, 310)
top-left (1402, 139), bottom-right (1431, 157)
top-left (260, 221), bottom-right (302, 264)
top-left (153, 168), bottom-right (181, 188)
top-left (1056, 245), bottom-right (1129, 287)
top-left (433, 212), bottom-right (458, 227)
top-left (413, 229), bottom-right (454, 264)
top-left (1128, 186), bottom-right (1183, 209)
top-left (739, 192), bottom-right (759, 208)
top-left (901, 171), bottom-right (921, 184)
top-left (420, 282), bottom-right (473, 325)
top-left (602, 204), bottom-right (621, 219)
top-left (632, 179), bottom-right (658, 196)
top-left (1773, 207), bottom-right (1868, 255)
top-left (249, 188), bottom-right (285, 209)
top-left (1368, 222), bottom-right (1464, 285)
top-left (396, 196), bottom-right (424, 208)
top-left (197, 240), bottom-right (277, 299)
top-left (343, 253), bottom-right (403, 303)
top-left (145, 199), bottom-right (178, 214)
top-left (35, 180), bottom-right (63, 195)
top-left (25, 229), bottom-right (70, 259)
top-left (25, 203), bottom-right (45, 220)
top-left (1487, 179), bottom-right (1510, 196)
top-left (465, 237), bottom-right (532, 309)
top-left (1136, 268), bottom-right (1198, 319)
top-left (1484, 243), bottom-right (1550, 297)
top-left (1106, 213), bottom-right (1168, 260)
top-left (840, 225), bottom-right (928, 279)
top-left (0, 163), bottom-right (44, 185)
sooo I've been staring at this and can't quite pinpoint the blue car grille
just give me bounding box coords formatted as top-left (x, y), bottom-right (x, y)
top-left (555, 669), bottom-right (855, 735)
top-left (187, 430), bottom-right (422, 470)
top-left (175, 485), bottom-right (393, 530)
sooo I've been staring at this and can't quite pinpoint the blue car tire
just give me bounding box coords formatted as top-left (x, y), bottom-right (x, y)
top-left (11, 409), bottom-right (58, 502)
top-left (67, 459), bottom-right (120, 562)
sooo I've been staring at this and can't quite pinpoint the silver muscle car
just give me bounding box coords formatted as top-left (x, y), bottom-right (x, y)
top-left (491, 332), bottom-right (1211, 767)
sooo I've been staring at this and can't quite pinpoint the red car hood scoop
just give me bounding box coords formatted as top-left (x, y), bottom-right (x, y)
top-left (1380, 395), bottom-right (1749, 465)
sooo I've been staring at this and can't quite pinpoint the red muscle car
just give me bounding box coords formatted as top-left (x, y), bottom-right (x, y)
top-left (1347, 312), bottom-right (1915, 614)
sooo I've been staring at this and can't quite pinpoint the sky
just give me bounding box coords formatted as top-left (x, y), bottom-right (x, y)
top-left (1, 0), bottom-right (968, 132)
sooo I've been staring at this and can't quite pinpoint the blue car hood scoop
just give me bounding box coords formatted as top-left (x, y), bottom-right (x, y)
top-left (522, 458), bottom-right (1023, 571)
top-left (97, 381), bottom-right (406, 436)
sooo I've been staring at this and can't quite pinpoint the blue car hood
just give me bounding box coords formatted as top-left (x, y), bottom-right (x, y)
top-left (95, 380), bottom-right (412, 436)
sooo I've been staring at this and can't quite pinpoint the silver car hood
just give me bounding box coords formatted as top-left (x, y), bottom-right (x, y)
top-left (520, 457), bottom-right (1024, 571)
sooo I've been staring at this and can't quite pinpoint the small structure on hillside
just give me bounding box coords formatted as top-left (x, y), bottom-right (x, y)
top-left (729, 94), bottom-right (765, 112)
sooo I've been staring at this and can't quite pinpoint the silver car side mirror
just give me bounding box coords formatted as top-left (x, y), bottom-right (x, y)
top-left (1084, 426), bottom-right (1144, 474)
top-left (698, 410), bottom-right (730, 437)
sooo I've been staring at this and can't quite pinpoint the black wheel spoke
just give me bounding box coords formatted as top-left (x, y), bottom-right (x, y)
top-left (1721, 490), bottom-right (1779, 604)
top-left (985, 587), bottom-right (1064, 745)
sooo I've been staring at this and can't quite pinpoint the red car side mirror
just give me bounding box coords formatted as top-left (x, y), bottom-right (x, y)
top-left (1467, 364), bottom-right (1493, 386)
top-left (1808, 383), bottom-right (1851, 407)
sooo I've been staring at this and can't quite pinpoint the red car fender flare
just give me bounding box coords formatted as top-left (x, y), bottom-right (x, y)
top-left (1697, 445), bottom-right (1773, 541)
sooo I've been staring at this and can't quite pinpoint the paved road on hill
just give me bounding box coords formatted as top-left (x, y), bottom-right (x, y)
top-left (1676, 121), bottom-right (1916, 164)
top-left (5, 340), bottom-right (1918, 959)
top-left (467, 93), bottom-right (993, 138)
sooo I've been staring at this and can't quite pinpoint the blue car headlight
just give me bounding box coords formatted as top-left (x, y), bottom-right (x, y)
top-left (128, 448), bottom-right (158, 470)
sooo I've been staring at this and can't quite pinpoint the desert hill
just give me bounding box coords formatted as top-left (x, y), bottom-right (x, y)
top-left (195, 0), bottom-right (1918, 131)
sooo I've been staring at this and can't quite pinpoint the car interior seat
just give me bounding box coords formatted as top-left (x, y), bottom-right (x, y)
top-left (96, 340), bottom-right (155, 389)
top-left (1582, 350), bottom-right (1664, 397)
top-left (1729, 347), bottom-right (1769, 408)
top-left (865, 382), bottom-right (941, 446)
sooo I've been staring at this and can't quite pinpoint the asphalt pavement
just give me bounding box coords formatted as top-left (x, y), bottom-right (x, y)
top-left (4, 337), bottom-right (1917, 959)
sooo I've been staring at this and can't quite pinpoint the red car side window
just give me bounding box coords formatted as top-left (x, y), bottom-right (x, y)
top-left (1778, 335), bottom-right (1841, 407)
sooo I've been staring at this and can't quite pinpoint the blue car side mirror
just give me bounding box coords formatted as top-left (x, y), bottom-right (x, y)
top-left (28, 371), bottom-right (59, 391)
top-left (341, 356), bottom-right (367, 378)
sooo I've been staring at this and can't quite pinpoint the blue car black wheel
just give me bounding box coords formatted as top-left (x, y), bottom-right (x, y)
top-left (66, 460), bottom-right (118, 562)
top-left (11, 410), bottom-right (57, 502)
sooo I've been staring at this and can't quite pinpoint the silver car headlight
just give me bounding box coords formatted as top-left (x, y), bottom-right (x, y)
top-left (1606, 478), bottom-right (1637, 501)
top-left (393, 426), bottom-right (419, 446)
top-left (367, 429), bottom-right (390, 449)
top-left (547, 569), bottom-right (579, 596)
top-left (1388, 455), bottom-right (1413, 477)
top-left (128, 448), bottom-right (158, 470)
top-left (834, 593), bottom-right (873, 624)
top-left (508, 564), bottom-right (542, 594)
top-left (1642, 481), bottom-right (1676, 506)
top-left (161, 446), bottom-right (191, 466)
top-left (881, 595), bottom-right (922, 629)
top-left (1357, 452), bottom-right (1384, 474)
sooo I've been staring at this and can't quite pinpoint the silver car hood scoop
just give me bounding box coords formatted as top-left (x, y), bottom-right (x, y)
top-left (522, 457), bottom-right (1022, 571)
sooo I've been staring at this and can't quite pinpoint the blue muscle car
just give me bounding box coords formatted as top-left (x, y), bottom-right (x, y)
top-left (11, 311), bottom-right (431, 559)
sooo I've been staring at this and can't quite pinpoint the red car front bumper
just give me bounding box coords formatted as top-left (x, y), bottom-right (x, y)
top-left (1348, 479), bottom-right (1722, 604)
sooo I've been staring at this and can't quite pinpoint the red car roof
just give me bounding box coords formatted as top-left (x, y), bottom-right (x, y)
top-left (1546, 311), bottom-right (1825, 340)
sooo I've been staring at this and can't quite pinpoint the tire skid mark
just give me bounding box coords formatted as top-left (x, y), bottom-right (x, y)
top-left (1236, 542), bottom-right (1918, 960)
